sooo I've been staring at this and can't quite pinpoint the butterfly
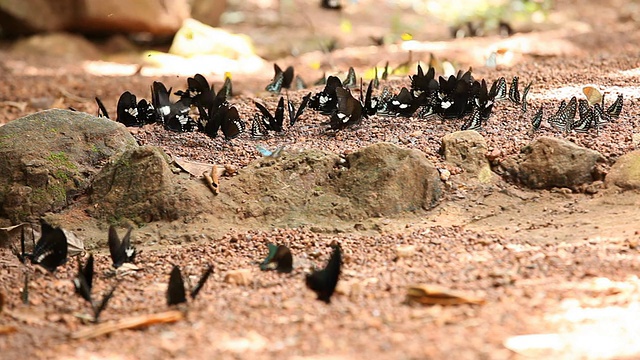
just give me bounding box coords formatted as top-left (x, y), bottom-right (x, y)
top-left (508, 76), bottom-right (520, 104)
top-left (295, 75), bottom-right (307, 90)
top-left (461, 109), bottom-right (482, 131)
top-left (321, 0), bottom-right (342, 10)
top-left (410, 64), bottom-right (438, 98)
top-left (573, 99), bottom-right (593, 133)
top-left (260, 243), bottom-right (293, 273)
top-left (287, 92), bottom-right (311, 126)
top-left (521, 81), bottom-right (533, 112)
top-left (607, 93), bottom-right (623, 118)
top-left (530, 106), bottom-right (544, 133)
top-left (256, 144), bottom-right (285, 158)
top-left (73, 254), bottom-right (117, 322)
top-left (30, 220), bottom-right (68, 273)
top-left (473, 79), bottom-right (494, 121)
top-left (203, 104), bottom-right (246, 140)
top-left (343, 67), bottom-right (357, 88)
top-left (309, 76), bottom-right (343, 115)
top-left (116, 91), bottom-right (155, 127)
top-left (329, 87), bottom-right (363, 129)
top-left (265, 64), bottom-right (294, 94)
top-left (255, 97), bottom-right (285, 132)
top-left (489, 77), bottom-right (508, 102)
top-left (386, 87), bottom-right (423, 117)
top-left (151, 81), bottom-right (196, 132)
top-left (592, 103), bottom-right (610, 130)
top-left (251, 114), bottom-right (267, 138)
top-left (438, 76), bottom-right (470, 119)
top-left (175, 73), bottom-right (214, 111)
top-left (108, 226), bottom-right (137, 269)
top-left (95, 97), bottom-right (109, 118)
top-left (167, 265), bottom-right (214, 306)
top-left (305, 245), bottom-right (341, 303)
top-left (582, 86), bottom-right (603, 106)
top-left (548, 99), bottom-right (568, 130)
top-left (381, 61), bottom-right (389, 81)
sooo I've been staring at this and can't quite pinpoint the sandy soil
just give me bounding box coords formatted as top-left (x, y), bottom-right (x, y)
top-left (2, 0), bottom-right (640, 359)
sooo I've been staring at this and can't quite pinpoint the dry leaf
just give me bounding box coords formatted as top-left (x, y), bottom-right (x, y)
top-left (0, 326), bottom-right (17, 335)
top-left (203, 165), bottom-right (220, 195)
top-left (406, 284), bottom-right (485, 305)
top-left (173, 157), bottom-right (221, 178)
top-left (582, 86), bottom-right (603, 106)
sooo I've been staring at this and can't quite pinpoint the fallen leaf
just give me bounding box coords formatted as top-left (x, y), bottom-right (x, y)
top-left (406, 284), bottom-right (485, 305)
top-left (71, 310), bottom-right (184, 340)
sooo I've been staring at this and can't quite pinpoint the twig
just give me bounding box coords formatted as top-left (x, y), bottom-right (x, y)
top-left (70, 310), bottom-right (183, 340)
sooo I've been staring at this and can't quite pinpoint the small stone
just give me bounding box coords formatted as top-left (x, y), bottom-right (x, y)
top-left (396, 245), bottom-right (416, 259)
top-left (438, 168), bottom-right (451, 181)
top-left (224, 269), bottom-right (253, 285)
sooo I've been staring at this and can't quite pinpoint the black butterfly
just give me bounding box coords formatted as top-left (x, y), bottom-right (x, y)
top-left (255, 97), bottom-right (285, 132)
top-left (573, 99), bottom-right (593, 133)
top-left (473, 79), bottom-right (494, 121)
top-left (461, 109), bottom-right (482, 131)
top-left (175, 74), bottom-right (215, 113)
top-left (343, 67), bottom-right (357, 88)
top-left (260, 243), bottom-right (293, 273)
top-left (167, 265), bottom-right (214, 306)
top-left (287, 92), bottom-right (311, 126)
top-left (508, 76), bottom-right (520, 104)
top-left (593, 102), bottom-right (610, 129)
top-left (607, 93), bottom-right (623, 118)
top-left (489, 77), bottom-right (508, 102)
top-left (381, 61), bottom-right (389, 81)
top-left (410, 64), bottom-right (437, 98)
top-left (362, 81), bottom-right (377, 116)
top-left (95, 97), bottom-right (109, 118)
top-left (306, 245), bottom-right (341, 303)
top-left (530, 106), bottom-right (544, 132)
top-left (151, 81), bottom-right (196, 132)
top-left (31, 220), bottom-right (68, 273)
top-left (266, 64), bottom-right (294, 94)
top-left (321, 0), bottom-right (342, 10)
top-left (309, 76), bottom-right (343, 115)
top-left (385, 87), bottom-right (423, 117)
top-left (116, 91), bottom-right (155, 127)
top-left (329, 87), bottom-right (363, 129)
top-left (203, 104), bottom-right (246, 140)
top-left (108, 226), bottom-right (137, 269)
top-left (251, 114), bottom-right (267, 138)
top-left (437, 76), bottom-right (470, 119)
top-left (73, 254), bottom-right (117, 322)
top-left (521, 81), bottom-right (532, 112)
top-left (295, 75), bottom-right (307, 90)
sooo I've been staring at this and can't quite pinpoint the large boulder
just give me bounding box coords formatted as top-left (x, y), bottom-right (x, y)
top-left (605, 150), bottom-right (640, 190)
top-left (336, 143), bottom-right (441, 216)
top-left (441, 130), bottom-right (495, 182)
top-left (88, 146), bottom-right (204, 224)
top-left (0, 109), bottom-right (137, 223)
top-left (221, 143), bottom-right (442, 224)
top-left (498, 136), bottom-right (605, 189)
top-left (0, 0), bottom-right (75, 35)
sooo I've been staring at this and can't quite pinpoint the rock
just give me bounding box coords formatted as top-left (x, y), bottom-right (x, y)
top-left (72, 0), bottom-right (190, 36)
top-left (337, 143), bottom-right (441, 216)
top-left (190, 0), bottom-right (227, 27)
top-left (88, 146), bottom-right (204, 224)
top-left (441, 130), bottom-right (494, 182)
top-left (396, 245), bottom-right (416, 259)
top-left (498, 136), bottom-right (605, 189)
top-left (224, 269), bottom-right (253, 286)
top-left (222, 143), bottom-right (441, 225)
top-left (11, 32), bottom-right (102, 60)
top-left (605, 150), bottom-right (640, 190)
top-left (0, 109), bottom-right (137, 223)
top-left (0, 0), bottom-right (75, 35)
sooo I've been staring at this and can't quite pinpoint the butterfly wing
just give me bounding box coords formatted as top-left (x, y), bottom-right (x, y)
top-left (531, 106), bottom-right (543, 131)
top-left (273, 97), bottom-right (285, 132)
top-left (95, 97), bottom-right (109, 119)
top-left (305, 245), bottom-right (341, 303)
top-left (32, 220), bottom-right (68, 272)
top-left (251, 114), bottom-right (267, 138)
top-left (116, 91), bottom-right (142, 127)
top-left (255, 101), bottom-right (275, 130)
top-left (508, 76), bottom-right (520, 104)
top-left (607, 93), bottom-right (623, 118)
top-left (151, 81), bottom-right (172, 124)
top-left (221, 105), bottom-right (245, 140)
top-left (521, 81), bottom-right (532, 112)
top-left (189, 265), bottom-right (214, 300)
top-left (167, 265), bottom-right (187, 306)
top-left (73, 254), bottom-right (94, 303)
top-left (282, 66), bottom-right (294, 89)
top-left (266, 65), bottom-right (285, 94)
top-left (461, 109), bottom-right (482, 131)
top-left (330, 87), bottom-right (363, 129)
top-left (343, 67), bottom-right (356, 88)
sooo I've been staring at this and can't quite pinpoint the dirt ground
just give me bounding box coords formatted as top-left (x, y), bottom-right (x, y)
top-left (2, 0), bottom-right (640, 359)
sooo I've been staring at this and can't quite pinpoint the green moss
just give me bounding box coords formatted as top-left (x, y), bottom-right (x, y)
top-left (47, 151), bottom-right (78, 170)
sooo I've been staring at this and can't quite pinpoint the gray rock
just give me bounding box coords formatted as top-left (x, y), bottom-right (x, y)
top-left (336, 142), bottom-right (441, 217)
top-left (88, 146), bottom-right (204, 224)
top-left (441, 130), bottom-right (495, 182)
top-left (605, 150), bottom-right (640, 190)
top-left (499, 136), bottom-right (605, 189)
top-left (0, 109), bottom-right (137, 223)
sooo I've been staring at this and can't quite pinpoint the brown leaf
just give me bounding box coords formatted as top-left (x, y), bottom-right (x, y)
top-left (71, 310), bottom-right (184, 340)
top-left (406, 284), bottom-right (485, 306)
